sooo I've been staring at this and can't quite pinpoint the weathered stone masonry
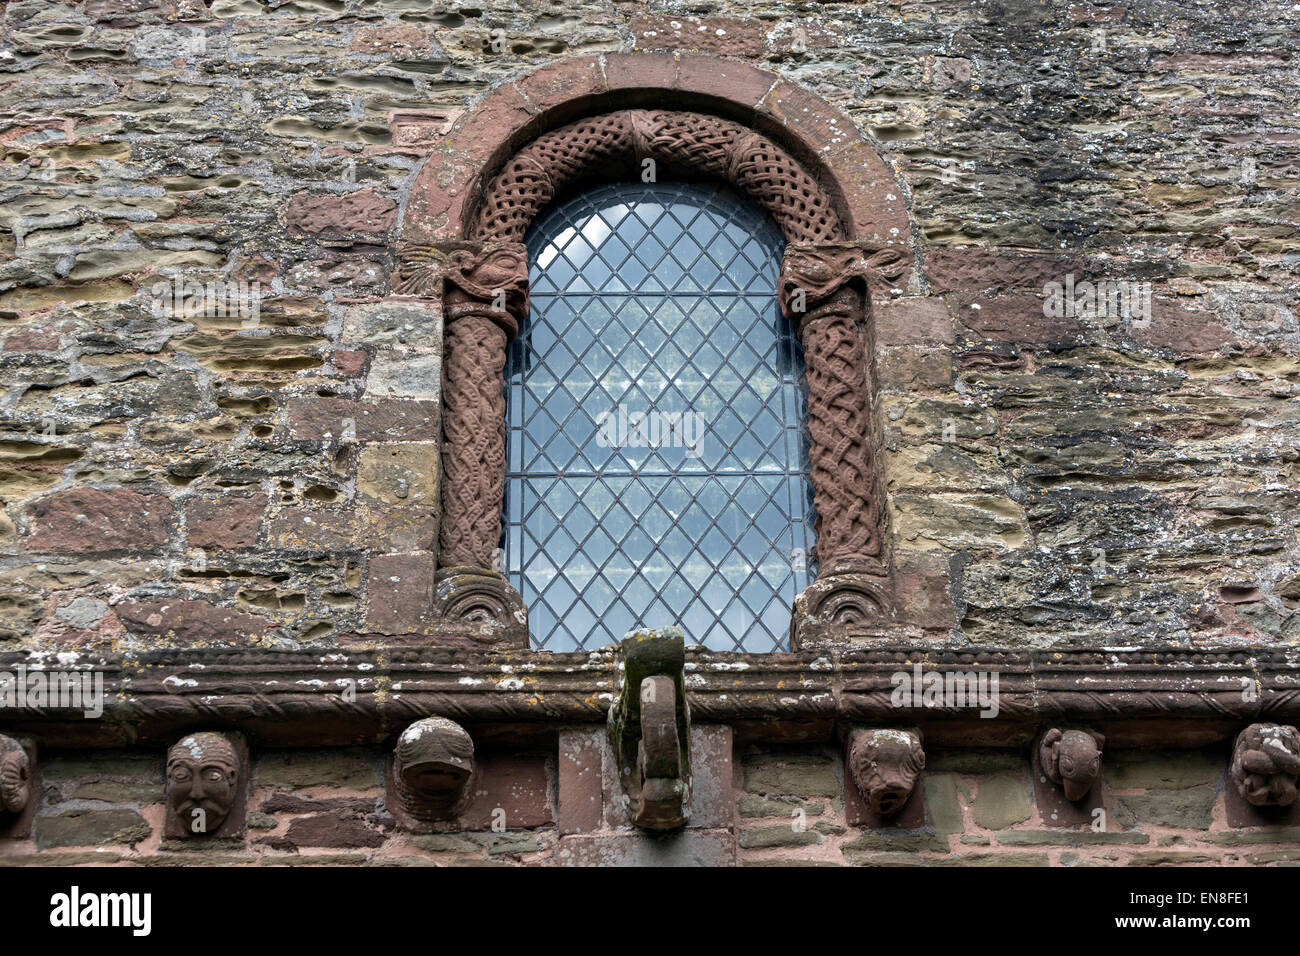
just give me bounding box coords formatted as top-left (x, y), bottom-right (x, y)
top-left (0, 0), bottom-right (1298, 864)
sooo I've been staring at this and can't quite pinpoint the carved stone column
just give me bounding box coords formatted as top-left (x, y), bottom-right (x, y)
top-left (779, 242), bottom-right (907, 647)
top-left (396, 241), bottom-right (530, 646)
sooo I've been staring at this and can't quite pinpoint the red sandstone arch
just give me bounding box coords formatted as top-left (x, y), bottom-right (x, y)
top-left (400, 54), bottom-right (912, 257)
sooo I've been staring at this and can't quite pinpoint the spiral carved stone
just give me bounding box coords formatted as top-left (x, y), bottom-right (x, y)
top-left (791, 570), bottom-right (889, 647)
top-left (0, 736), bottom-right (30, 814)
top-left (435, 566), bottom-right (528, 646)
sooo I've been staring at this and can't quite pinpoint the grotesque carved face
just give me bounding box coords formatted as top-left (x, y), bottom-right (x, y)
top-left (848, 729), bottom-right (925, 817)
top-left (166, 733), bottom-right (239, 836)
top-left (1040, 729), bottom-right (1104, 802)
top-left (1232, 723), bottom-right (1300, 807)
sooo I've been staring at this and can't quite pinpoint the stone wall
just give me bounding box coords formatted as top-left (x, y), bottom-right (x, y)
top-left (1, 0), bottom-right (1296, 650)
top-left (1, 0), bottom-right (1298, 864)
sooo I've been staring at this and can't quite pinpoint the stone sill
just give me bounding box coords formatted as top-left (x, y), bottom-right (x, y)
top-left (0, 644), bottom-right (1292, 749)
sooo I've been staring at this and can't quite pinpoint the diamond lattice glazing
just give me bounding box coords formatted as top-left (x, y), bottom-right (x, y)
top-left (505, 181), bottom-right (816, 651)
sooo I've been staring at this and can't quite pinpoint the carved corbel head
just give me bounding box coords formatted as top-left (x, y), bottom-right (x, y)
top-left (165, 732), bottom-right (245, 838)
top-left (847, 728), bottom-right (925, 818)
top-left (392, 717), bottom-right (476, 824)
top-left (1230, 723), bottom-right (1300, 807)
top-left (0, 735), bottom-right (32, 816)
top-left (1038, 728), bottom-right (1104, 802)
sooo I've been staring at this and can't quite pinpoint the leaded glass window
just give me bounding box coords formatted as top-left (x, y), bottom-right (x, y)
top-left (504, 181), bottom-right (816, 652)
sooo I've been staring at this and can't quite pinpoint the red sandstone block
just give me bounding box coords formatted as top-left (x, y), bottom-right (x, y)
top-left (361, 505), bottom-right (437, 553)
top-left (365, 552), bottom-right (436, 635)
top-left (876, 297), bottom-right (955, 346)
top-left (557, 728), bottom-right (604, 835)
top-left (926, 250), bottom-right (1084, 294)
top-left (350, 23), bottom-right (431, 55)
top-left (1136, 299), bottom-right (1234, 354)
top-left (687, 726), bottom-right (735, 829)
top-left (390, 110), bottom-right (463, 149)
top-left (675, 54), bottom-right (774, 111)
top-left (457, 753), bottom-right (553, 830)
top-left (284, 396), bottom-right (439, 442)
top-left (894, 552), bottom-right (955, 633)
top-left (26, 487), bottom-right (172, 554)
top-left (604, 52), bottom-right (677, 97)
top-left (276, 811), bottom-right (385, 849)
top-left (515, 55), bottom-right (606, 117)
top-left (331, 349), bottom-right (368, 377)
top-left (267, 506), bottom-right (358, 552)
top-left (953, 292), bottom-right (1085, 345)
top-left (186, 494), bottom-right (266, 551)
top-left (556, 830), bottom-right (736, 866)
top-left (115, 598), bottom-right (269, 644)
top-left (4, 328), bottom-right (61, 351)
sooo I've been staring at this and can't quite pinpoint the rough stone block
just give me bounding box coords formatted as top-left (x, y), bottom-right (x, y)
top-left (556, 829), bottom-right (735, 866)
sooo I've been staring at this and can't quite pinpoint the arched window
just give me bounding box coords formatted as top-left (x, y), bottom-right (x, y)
top-left (503, 181), bottom-right (816, 652)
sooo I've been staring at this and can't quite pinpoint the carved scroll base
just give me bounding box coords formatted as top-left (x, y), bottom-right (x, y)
top-left (434, 566), bottom-right (528, 648)
top-left (791, 566), bottom-right (893, 649)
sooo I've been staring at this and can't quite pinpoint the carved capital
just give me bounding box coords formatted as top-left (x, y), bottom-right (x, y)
top-left (791, 569), bottom-right (891, 648)
top-left (1230, 722), bottom-right (1300, 807)
top-left (1036, 727), bottom-right (1105, 803)
top-left (608, 627), bottom-right (691, 831)
top-left (164, 731), bottom-right (248, 839)
top-left (846, 727), bottom-right (925, 818)
top-left (434, 566), bottom-right (529, 647)
top-left (395, 240), bottom-right (529, 340)
top-left (387, 717), bottom-right (475, 829)
top-left (779, 242), bottom-right (909, 323)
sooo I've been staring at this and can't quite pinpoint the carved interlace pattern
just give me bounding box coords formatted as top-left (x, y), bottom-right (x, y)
top-left (800, 295), bottom-right (882, 565)
top-left (472, 111), bottom-right (842, 244)
top-left (779, 246), bottom-right (890, 567)
top-left (439, 314), bottom-right (509, 568)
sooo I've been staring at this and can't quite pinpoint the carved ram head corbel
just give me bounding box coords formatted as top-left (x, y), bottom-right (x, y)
top-left (0, 735), bottom-right (32, 817)
top-left (846, 727), bottom-right (925, 818)
top-left (1230, 723), bottom-right (1300, 807)
top-left (1037, 728), bottom-right (1105, 803)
